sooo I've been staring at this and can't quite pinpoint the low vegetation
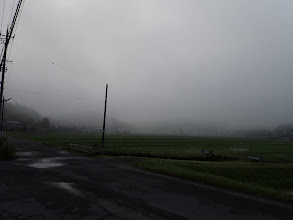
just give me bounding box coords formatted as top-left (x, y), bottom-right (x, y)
top-left (134, 159), bottom-right (293, 202)
top-left (0, 139), bottom-right (16, 160)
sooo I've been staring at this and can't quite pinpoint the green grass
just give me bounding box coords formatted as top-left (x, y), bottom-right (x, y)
top-left (0, 139), bottom-right (16, 160)
top-left (134, 159), bottom-right (293, 202)
top-left (9, 131), bottom-right (293, 162)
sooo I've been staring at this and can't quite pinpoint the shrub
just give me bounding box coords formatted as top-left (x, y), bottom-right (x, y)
top-left (0, 140), bottom-right (16, 160)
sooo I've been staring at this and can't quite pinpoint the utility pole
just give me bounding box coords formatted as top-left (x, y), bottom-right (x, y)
top-left (101, 84), bottom-right (108, 147)
top-left (0, 0), bottom-right (24, 138)
top-left (0, 97), bottom-right (11, 135)
top-left (0, 31), bottom-right (9, 135)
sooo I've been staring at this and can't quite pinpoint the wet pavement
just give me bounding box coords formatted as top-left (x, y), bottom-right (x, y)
top-left (1, 137), bottom-right (293, 219)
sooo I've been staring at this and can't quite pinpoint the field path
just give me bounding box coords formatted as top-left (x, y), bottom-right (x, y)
top-left (0, 137), bottom-right (293, 219)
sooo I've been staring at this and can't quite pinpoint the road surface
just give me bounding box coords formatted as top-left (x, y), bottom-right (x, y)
top-left (0, 137), bottom-right (293, 219)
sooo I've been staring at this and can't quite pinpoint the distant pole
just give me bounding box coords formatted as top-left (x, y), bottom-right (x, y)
top-left (101, 84), bottom-right (108, 147)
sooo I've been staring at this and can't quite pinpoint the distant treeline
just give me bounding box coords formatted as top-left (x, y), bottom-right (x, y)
top-left (3, 102), bottom-right (293, 138)
top-left (2, 102), bottom-right (130, 132)
top-left (4, 102), bottom-right (42, 125)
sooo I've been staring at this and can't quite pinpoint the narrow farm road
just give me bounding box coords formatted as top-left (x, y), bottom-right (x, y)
top-left (0, 137), bottom-right (293, 220)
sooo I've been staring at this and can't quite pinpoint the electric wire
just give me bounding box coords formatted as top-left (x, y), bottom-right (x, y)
top-left (2, 0), bottom-right (24, 88)
top-left (5, 37), bottom-right (14, 88)
top-left (108, 105), bottom-right (119, 135)
top-left (0, 0), bottom-right (7, 58)
top-left (3, 1), bottom-right (106, 106)
top-left (5, 88), bottom-right (104, 102)
top-left (5, 0), bottom-right (25, 88)
top-left (11, 44), bottom-right (106, 88)
top-left (109, 92), bottom-right (121, 133)
top-left (0, 46), bottom-right (4, 60)
top-left (108, 91), bottom-right (125, 147)
top-left (2, 1), bottom-right (106, 110)
top-left (9, 0), bottom-right (24, 41)
top-left (109, 92), bottom-right (118, 128)
top-left (108, 104), bottom-right (124, 147)
top-left (1, 0), bottom-right (6, 35)
top-left (2, 1), bottom-right (122, 138)
top-left (1, 0), bottom-right (118, 138)
top-left (8, 0), bottom-right (16, 28)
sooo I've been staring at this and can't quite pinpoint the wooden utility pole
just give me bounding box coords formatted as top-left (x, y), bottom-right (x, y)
top-left (0, 0), bottom-right (24, 138)
top-left (101, 84), bottom-right (108, 147)
top-left (0, 97), bottom-right (11, 135)
top-left (0, 31), bottom-right (9, 136)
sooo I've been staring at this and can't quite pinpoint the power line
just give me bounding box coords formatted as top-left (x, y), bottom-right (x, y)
top-left (0, 0), bottom-right (6, 34)
top-left (8, 0), bottom-right (16, 28)
top-left (11, 44), bottom-right (107, 88)
top-left (109, 92), bottom-right (121, 131)
top-left (5, 88), bottom-right (104, 102)
top-left (108, 104), bottom-right (124, 146)
top-left (11, 0), bottom-right (24, 34)
top-left (108, 92), bottom-right (125, 147)
top-left (5, 39), bottom-right (14, 88)
top-left (0, 45), bottom-right (4, 58)
top-left (6, 0), bottom-right (25, 88)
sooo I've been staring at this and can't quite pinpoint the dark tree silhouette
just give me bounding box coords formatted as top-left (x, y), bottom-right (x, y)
top-left (40, 117), bottom-right (50, 128)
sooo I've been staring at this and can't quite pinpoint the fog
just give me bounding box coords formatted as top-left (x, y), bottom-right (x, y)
top-left (2, 0), bottom-right (293, 133)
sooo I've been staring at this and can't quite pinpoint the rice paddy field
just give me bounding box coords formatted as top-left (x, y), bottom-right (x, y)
top-left (8, 131), bottom-right (293, 202)
top-left (11, 132), bottom-right (293, 162)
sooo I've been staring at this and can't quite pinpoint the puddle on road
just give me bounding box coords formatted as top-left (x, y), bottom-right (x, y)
top-left (51, 182), bottom-right (84, 197)
top-left (28, 158), bottom-right (65, 169)
top-left (16, 151), bottom-right (39, 156)
top-left (27, 156), bottom-right (88, 169)
top-left (28, 162), bottom-right (64, 168)
top-left (57, 150), bottom-right (69, 154)
top-left (47, 157), bottom-right (89, 160)
top-left (16, 158), bottom-right (29, 161)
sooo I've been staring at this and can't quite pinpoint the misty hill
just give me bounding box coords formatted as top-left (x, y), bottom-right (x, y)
top-left (3, 102), bottom-right (132, 133)
top-left (272, 124), bottom-right (293, 138)
top-left (52, 110), bottom-right (132, 132)
top-left (4, 102), bottom-right (42, 124)
top-left (4, 102), bottom-right (292, 138)
top-left (130, 120), bottom-right (226, 136)
top-left (130, 120), bottom-right (275, 137)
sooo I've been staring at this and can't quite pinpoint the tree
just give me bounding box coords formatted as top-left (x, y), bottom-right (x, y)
top-left (39, 117), bottom-right (50, 128)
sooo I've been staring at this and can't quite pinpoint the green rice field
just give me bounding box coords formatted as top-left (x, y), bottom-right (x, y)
top-left (10, 132), bottom-right (293, 163)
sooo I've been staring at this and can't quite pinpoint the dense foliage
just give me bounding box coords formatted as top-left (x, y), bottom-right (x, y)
top-left (0, 139), bottom-right (16, 160)
top-left (4, 102), bottom-right (42, 124)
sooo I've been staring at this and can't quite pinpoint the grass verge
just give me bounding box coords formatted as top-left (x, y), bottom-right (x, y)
top-left (134, 159), bottom-right (293, 203)
top-left (0, 139), bottom-right (16, 160)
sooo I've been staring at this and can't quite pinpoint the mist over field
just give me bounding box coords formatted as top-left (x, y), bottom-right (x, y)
top-left (2, 0), bottom-right (293, 134)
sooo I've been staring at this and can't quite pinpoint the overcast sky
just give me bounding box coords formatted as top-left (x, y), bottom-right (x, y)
top-left (1, 0), bottom-right (293, 130)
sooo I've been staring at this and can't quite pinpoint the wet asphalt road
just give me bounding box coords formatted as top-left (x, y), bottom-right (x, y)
top-left (1, 137), bottom-right (293, 219)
